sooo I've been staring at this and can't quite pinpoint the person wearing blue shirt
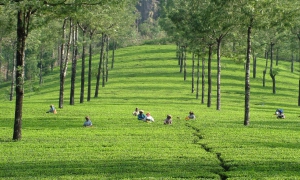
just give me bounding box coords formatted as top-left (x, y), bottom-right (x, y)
top-left (275, 109), bottom-right (285, 119)
top-left (137, 110), bottom-right (146, 121)
top-left (46, 104), bottom-right (57, 114)
top-left (83, 116), bottom-right (93, 127)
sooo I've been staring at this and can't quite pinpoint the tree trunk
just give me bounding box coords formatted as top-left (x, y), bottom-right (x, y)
top-left (269, 42), bottom-right (276, 94)
top-left (179, 46), bottom-right (183, 73)
top-left (6, 62), bottom-right (9, 82)
top-left (39, 48), bottom-right (43, 85)
top-left (216, 38), bottom-right (221, 110)
top-left (276, 48), bottom-right (279, 66)
top-left (105, 35), bottom-right (109, 83)
top-left (263, 50), bottom-right (268, 87)
top-left (87, 30), bottom-right (94, 102)
top-left (177, 42), bottom-right (180, 64)
top-left (192, 53), bottom-right (195, 93)
top-left (80, 27), bottom-right (87, 103)
top-left (70, 22), bottom-right (77, 105)
top-left (298, 35), bottom-right (300, 106)
top-left (183, 46), bottom-right (187, 81)
top-left (253, 52), bottom-right (256, 78)
top-left (0, 38), bottom-right (3, 81)
top-left (201, 49), bottom-right (205, 104)
top-left (207, 44), bottom-right (212, 107)
top-left (13, 10), bottom-right (28, 140)
top-left (111, 40), bottom-right (116, 69)
top-left (244, 18), bottom-right (253, 126)
top-left (291, 52), bottom-right (294, 73)
top-left (102, 34), bottom-right (107, 87)
top-left (196, 53), bottom-right (200, 99)
top-left (94, 33), bottom-right (104, 98)
top-left (59, 18), bottom-right (72, 109)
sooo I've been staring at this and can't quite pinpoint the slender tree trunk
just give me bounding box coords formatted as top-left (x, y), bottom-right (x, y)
top-left (0, 38), bottom-right (2, 80)
top-left (57, 44), bottom-right (61, 67)
top-left (87, 30), bottom-right (94, 101)
top-left (253, 51), bottom-right (256, 78)
top-left (95, 33), bottom-right (104, 98)
top-left (207, 44), bottom-right (212, 107)
top-left (13, 10), bottom-right (29, 140)
top-left (297, 35), bottom-right (300, 106)
top-left (59, 18), bottom-right (72, 108)
top-left (244, 18), bottom-right (253, 126)
top-left (177, 42), bottom-right (180, 64)
top-left (111, 40), bottom-right (116, 69)
top-left (70, 22), bottom-right (77, 105)
top-left (179, 46), bottom-right (183, 73)
top-left (6, 61), bottom-right (9, 81)
top-left (276, 48), bottom-right (279, 66)
top-left (183, 46), bottom-right (187, 81)
top-left (196, 53), bottom-right (200, 99)
top-left (105, 35), bottom-right (109, 83)
top-left (216, 38), bottom-right (221, 110)
top-left (39, 48), bottom-right (43, 85)
top-left (102, 34), bottom-right (106, 87)
top-left (1, 40), bottom-right (9, 81)
top-left (192, 53), bottom-right (195, 93)
top-left (269, 42), bottom-right (276, 94)
top-left (201, 49), bottom-right (205, 104)
top-left (80, 27), bottom-right (87, 103)
top-left (263, 50), bottom-right (268, 87)
top-left (291, 52), bottom-right (294, 73)
top-left (51, 48), bottom-right (55, 71)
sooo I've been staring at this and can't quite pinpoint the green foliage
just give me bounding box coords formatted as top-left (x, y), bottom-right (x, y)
top-left (139, 19), bottom-right (160, 38)
top-left (142, 37), bottom-right (172, 45)
top-left (1, 45), bottom-right (300, 179)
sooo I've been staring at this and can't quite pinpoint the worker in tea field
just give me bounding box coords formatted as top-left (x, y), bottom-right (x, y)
top-left (145, 112), bottom-right (155, 122)
top-left (137, 110), bottom-right (146, 121)
top-left (46, 104), bottom-right (57, 114)
top-left (164, 115), bottom-right (172, 125)
top-left (185, 111), bottom-right (196, 120)
top-left (83, 116), bottom-right (93, 127)
top-left (132, 107), bottom-right (139, 116)
top-left (275, 109), bottom-right (285, 119)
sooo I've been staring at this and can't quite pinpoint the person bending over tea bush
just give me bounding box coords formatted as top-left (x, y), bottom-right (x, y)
top-left (83, 116), bottom-right (93, 127)
top-left (164, 115), bottom-right (172, 125)
top-left (46, 104), bottom-right (57, 114)
top-left (185, 111), bottom-right (196, 120)
top-left (137, 110), bottom-right (146, 121)
top-left (145, 112), bottom-right (155, 122)
top-left (132, 107), bottom-right (139, 116)
top-left (275, 109), bottom-right (285, 119)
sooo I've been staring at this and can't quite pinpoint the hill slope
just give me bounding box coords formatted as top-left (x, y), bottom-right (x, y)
top-left (0, 44), bottom-right (300, 179)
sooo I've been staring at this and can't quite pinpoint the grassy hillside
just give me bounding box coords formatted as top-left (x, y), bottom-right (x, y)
top-left (0, 44), bottom-right (300, 179)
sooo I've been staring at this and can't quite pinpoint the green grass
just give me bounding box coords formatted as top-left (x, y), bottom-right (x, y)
top-left (1, 44), bottom-right (300, 179)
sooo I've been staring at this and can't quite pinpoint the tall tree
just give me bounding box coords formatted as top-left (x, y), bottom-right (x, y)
top-left (94, 33), bottom-right (105, 97)
top-left (59, 18), bottom-right (72, 108)
top-left (0, 0), bottom-right (131, 140)
top-left (69, 21), bottom-right (77, 105)
top-left (79, 24), bottom-right (88, 103)
top-left (13, 8), bottom-right (33, 140)
top-left (291, 22), bottom-right (300, 105)
top-left (87, 29), bottom-right (95, 102)
top-left (235, 0), bottom-right (285, 125)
